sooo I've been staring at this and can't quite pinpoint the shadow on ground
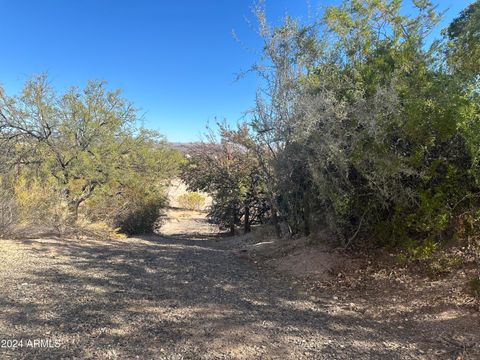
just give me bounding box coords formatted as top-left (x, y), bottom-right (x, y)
top-left (0, 233), bottom-right (474, 359)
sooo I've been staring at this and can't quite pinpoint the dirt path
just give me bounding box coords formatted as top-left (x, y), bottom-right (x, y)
top-left (0, 213), bottom-right (470, 359)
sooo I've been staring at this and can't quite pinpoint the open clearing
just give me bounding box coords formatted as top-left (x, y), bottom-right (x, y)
top-left (0, 211), bottom-right (479, 359)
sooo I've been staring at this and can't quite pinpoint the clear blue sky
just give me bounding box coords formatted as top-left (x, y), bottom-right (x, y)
top-left (0, 0), bottom-right (472, 142)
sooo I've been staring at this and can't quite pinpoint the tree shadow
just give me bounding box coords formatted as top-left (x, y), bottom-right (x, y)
top-left (0, 235), bottom-right (476, 359)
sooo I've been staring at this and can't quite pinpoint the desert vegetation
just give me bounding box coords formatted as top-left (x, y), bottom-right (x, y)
top-left (1, 1), bottom-right (480, 358)
top-left (177, 1), bottom-right (480, 308)
top-left (0, 75), bottom-right (183, 236)
top-left (177, 192), bottom-right (206, 211)
top-left (182, 0), bottom-right (480, 267)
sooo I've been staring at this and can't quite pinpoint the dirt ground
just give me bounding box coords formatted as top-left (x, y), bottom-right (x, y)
top-left (227, 233), bottom-right (480, 359)
top-left (159, 208), bottom-right (220, 240)
top-left (0, 209), bottom-right (479, 359)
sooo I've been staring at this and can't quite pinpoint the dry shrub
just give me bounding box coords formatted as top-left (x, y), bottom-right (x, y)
top-left (71, 218), bottom-right (126, 239)
top-left (470, 277), bottom-right (480, 298)
top-left (0, 187), bottom-right (18, 238)
top-left (177, 192), bottom-right (205, 211)
top-left (14, 177), bottom-right (69, 235)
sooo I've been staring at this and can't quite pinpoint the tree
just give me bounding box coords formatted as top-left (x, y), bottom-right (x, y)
top-left (445, 0), bottom-right (480, 78)
top-left (0, 75), bottom-right (182, 233)
top-left (181, 125), bottom-right (268, 235)
top-left (0, 75), bottom-right (135, 222)
top-left (231, 0), bottom-right (480, 252)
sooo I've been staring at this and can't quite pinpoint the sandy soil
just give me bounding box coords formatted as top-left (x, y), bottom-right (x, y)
top-left (0, 210), bottom-right (479, 359)
top-left (159, 208), bottom-right (221, 240)
top-left (226, 233), bottom-right (480, 359)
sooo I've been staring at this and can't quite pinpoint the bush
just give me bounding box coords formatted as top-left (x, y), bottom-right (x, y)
top-left (177, 192), bottom-right (205, 211)
top-left (0, 186), bottom-right (17, 238)
top-left (1, 76), bottom-right (183, 237)
top-left (116, 198), bottom-right (165, 235)
top-left (85, 180), bottom-right (168, 236)
top-left (13, 175), bottom-right (69, 235)
top-left (470, 277), bottom-right (480, 298)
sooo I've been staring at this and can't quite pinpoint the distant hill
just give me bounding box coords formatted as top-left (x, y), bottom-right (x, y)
top-left (167, 142), bottom-right (199, 154)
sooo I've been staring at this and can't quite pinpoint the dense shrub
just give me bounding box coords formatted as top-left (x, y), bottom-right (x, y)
top-left (181, 137), bottom-right (270, 235)
top-left (116, 196), bottom-right (166, 235)
top-left (83, 173), bottom-right (171, 235)
top-left (0, 77), bottom-right (183, 236)
top-left (188, 0), bottom-right (480, 255)
top-left (0, 183), bottom-right (17, 237)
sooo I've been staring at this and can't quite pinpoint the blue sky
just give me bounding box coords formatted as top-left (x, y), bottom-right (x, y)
top-left (0, 0), bottom-right (473, 142)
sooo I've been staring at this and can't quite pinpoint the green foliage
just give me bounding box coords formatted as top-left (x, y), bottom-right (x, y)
top-left (0, 76), bottom-right (182, 235)
top-left (181, 125), bottom-right (270, 234)
top-left (177, 192), bottom-right (205, 211)
top-left (224, 0), bottom-right (480, 255)
top-left (470, 277), bottom-right (480, 297)
top-left (116, 194), bottom-right (166, 235)
top-left (445, 0), bottom-right (480, 78)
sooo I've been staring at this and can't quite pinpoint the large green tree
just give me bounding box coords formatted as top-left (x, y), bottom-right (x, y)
top-left (446, 0), bottom-right (480, 78)
top-left (226, 0), bottom-right (480, 251)
top-left (0, 75), bottom-right (181, 233)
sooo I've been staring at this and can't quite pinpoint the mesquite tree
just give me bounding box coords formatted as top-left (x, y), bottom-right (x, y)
top-left (0, 75), bottom-right (181, 233)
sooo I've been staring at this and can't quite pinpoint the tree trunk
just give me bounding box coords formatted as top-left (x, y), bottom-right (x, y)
top-left (266, 193), bottom-right (282, 238)
top-left (65, 182), bottom-right (97, 225)
top-left (244, 204), bottom-right (251, 234)
top-left (272, 208), bottom-right (281, 238)
top-left (67, 200), bottom-right (80, 224)
top-left (303, 196), bottom-right (311, 237)
top-left (229, 206), bottom-right (236, 236)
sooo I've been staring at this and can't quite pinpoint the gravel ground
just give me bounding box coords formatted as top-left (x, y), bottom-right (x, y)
top-left (0, 228), bottom-right (471, 359)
